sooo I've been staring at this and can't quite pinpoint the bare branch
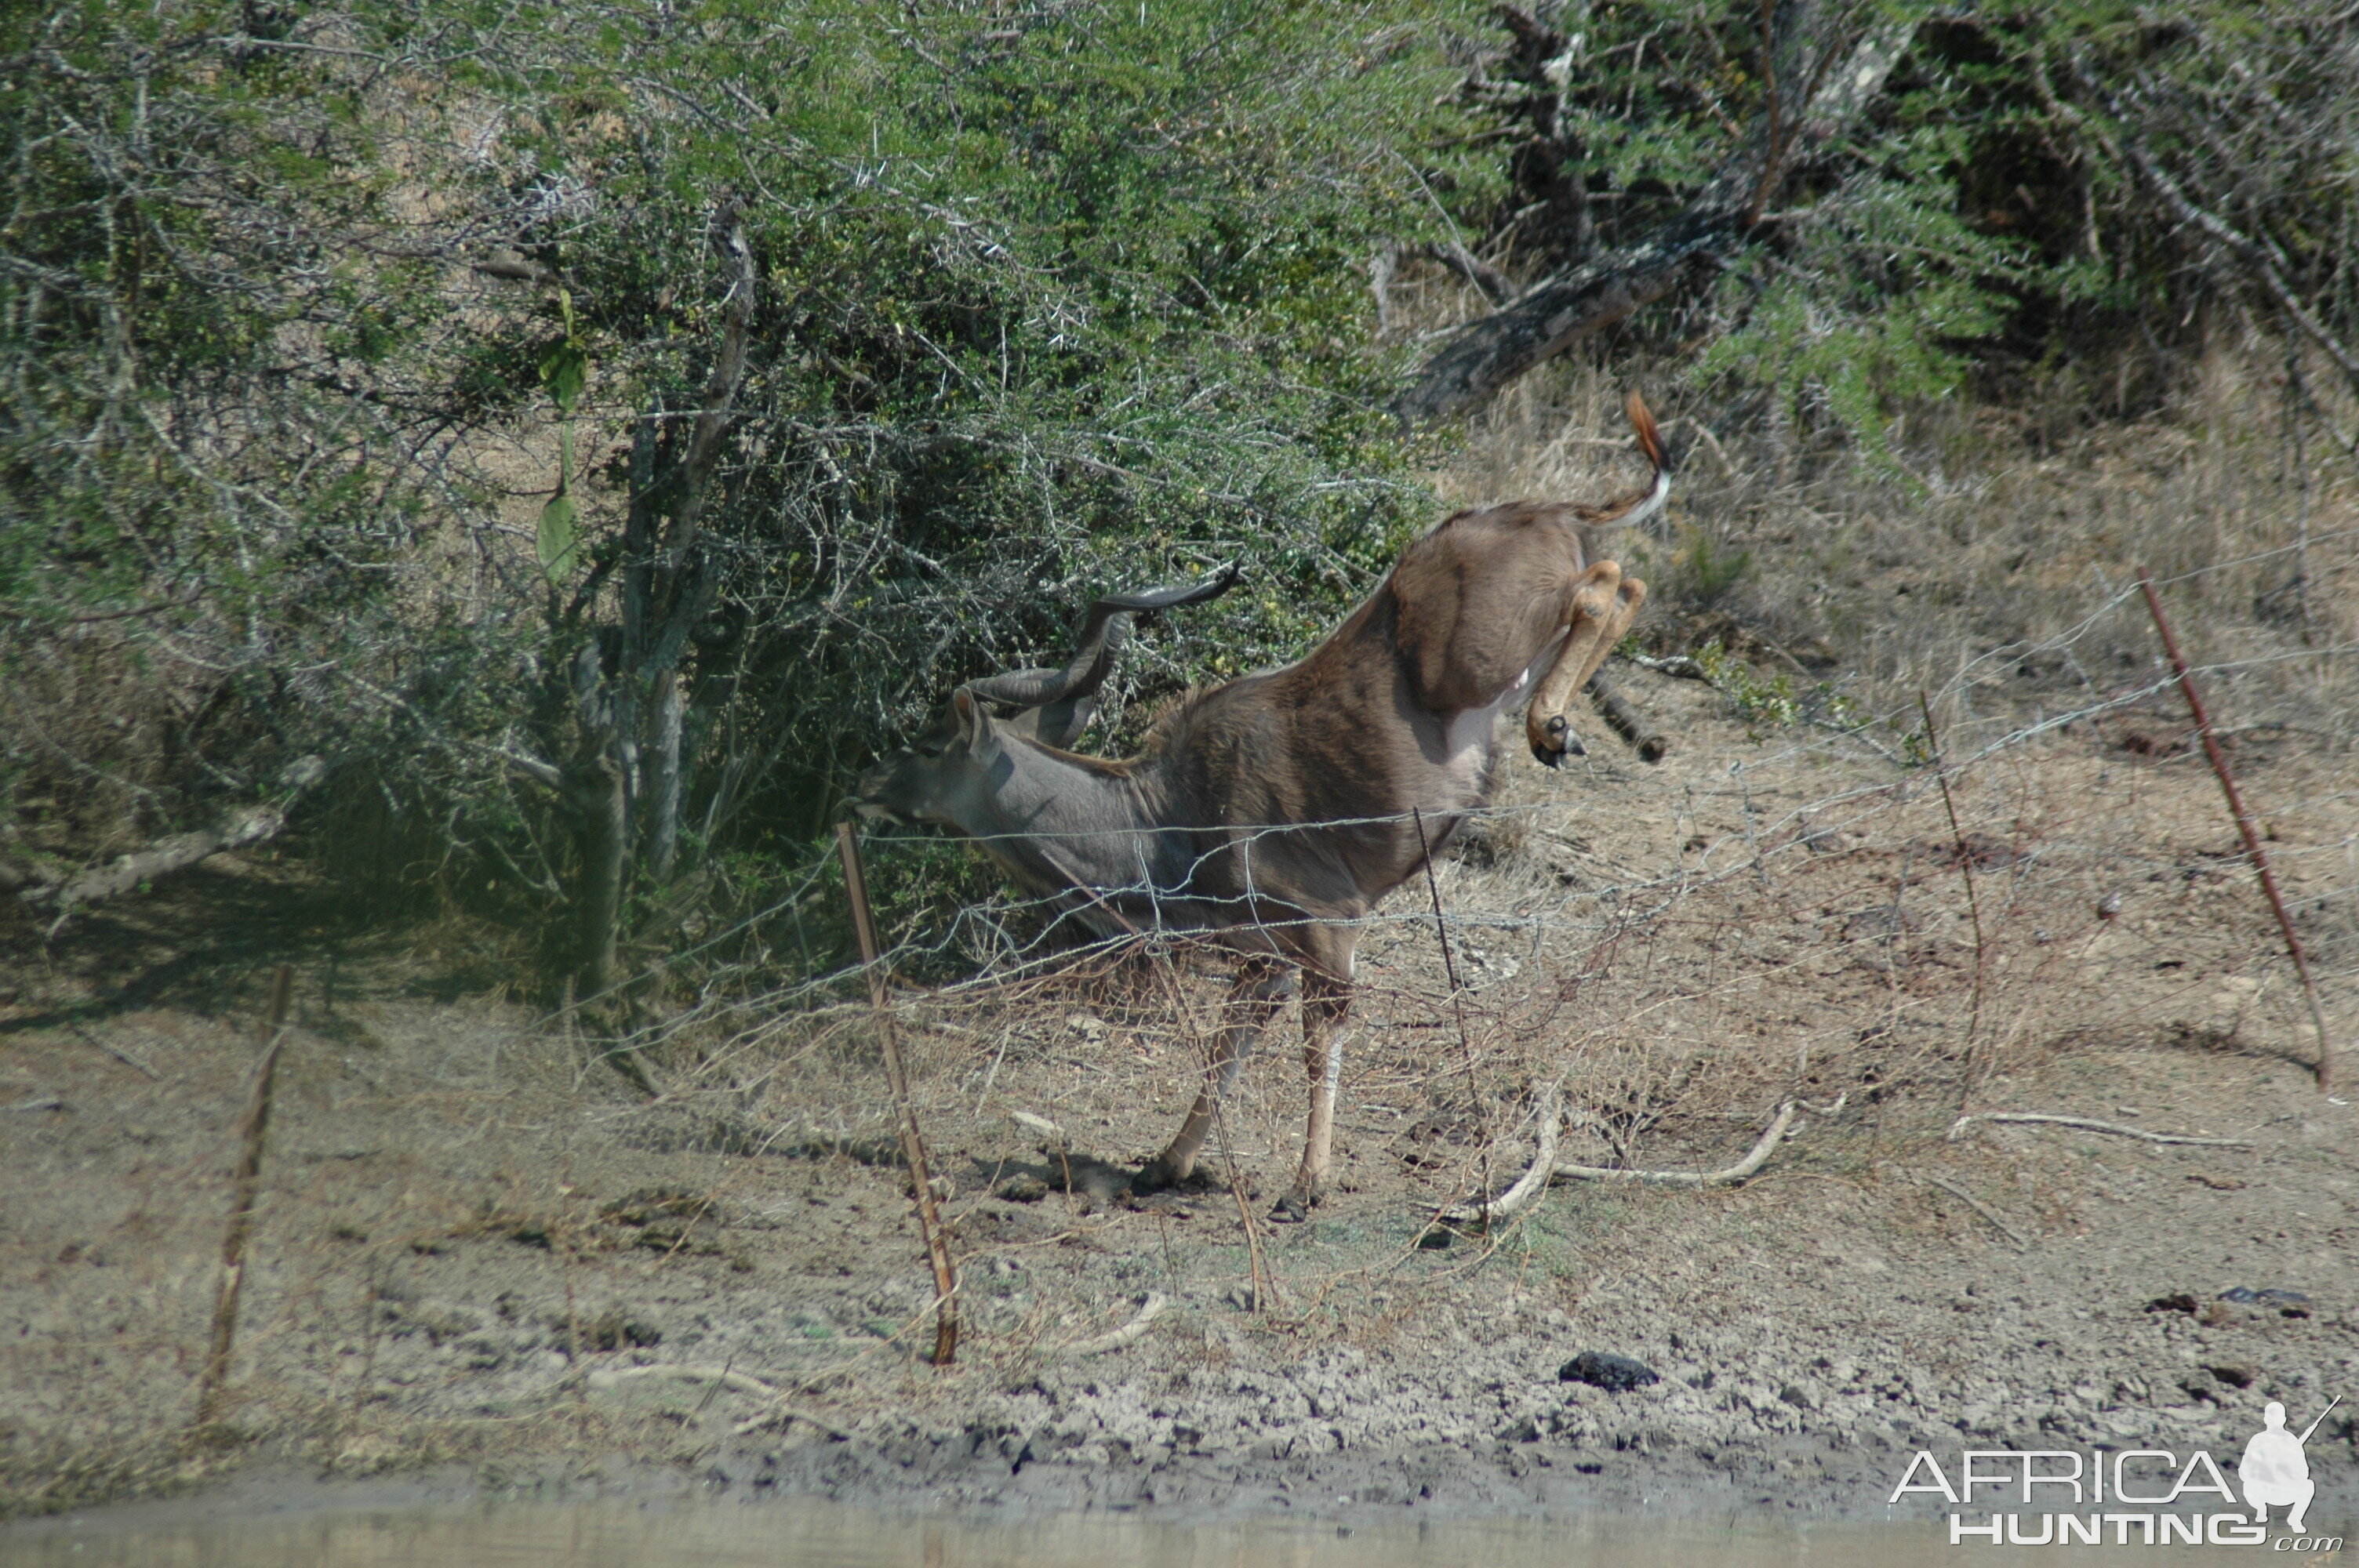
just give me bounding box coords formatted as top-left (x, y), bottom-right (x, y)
top-left (22, 757), bottom-right (325, 916)
top-left (667, 205), bottom-right (758, 565)
top-left (1393, 12), bottom-right (1917, 425)
top-left (2083, 69), bottom-right (2359, 397)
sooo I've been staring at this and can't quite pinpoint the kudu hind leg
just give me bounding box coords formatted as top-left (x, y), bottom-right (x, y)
top-left (1138, 963), bottom-right (1296, 1190)
top-left (1526, 566), bottom-right (1646, 766)
top-left (1270, 971), bottom-right (1351, 1224)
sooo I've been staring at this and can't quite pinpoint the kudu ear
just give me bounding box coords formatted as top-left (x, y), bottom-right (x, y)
top-left (949, 687), bottom-right (1000, 752)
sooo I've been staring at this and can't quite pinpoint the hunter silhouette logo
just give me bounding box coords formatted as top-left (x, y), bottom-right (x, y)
top-left (1885, 1394), bottom-right (2344, 1548)
top-left (2242, 1396), bottom-right (2339, 1536)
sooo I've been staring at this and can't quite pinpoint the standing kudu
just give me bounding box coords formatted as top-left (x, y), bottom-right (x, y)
top-left (853, 391), bottom-right (1666, 1218)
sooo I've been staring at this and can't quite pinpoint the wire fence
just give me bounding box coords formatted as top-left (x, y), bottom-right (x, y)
top-left (600, 546), bottom-right (2354, 1212)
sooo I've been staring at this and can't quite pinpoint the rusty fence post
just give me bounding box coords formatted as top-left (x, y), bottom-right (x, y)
top-left (1917, 692), bottom-right (1989, 1057)
top-left (194, 964), bottom-right (294, 1430)
top-left (835, 822), bottom-right (959, 1364)
top-left (2138, 572), bottom-right (2334, 1092)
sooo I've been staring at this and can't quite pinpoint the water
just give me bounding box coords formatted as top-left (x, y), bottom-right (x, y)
top-left (0, 1496), bottom-right (2294, 1567)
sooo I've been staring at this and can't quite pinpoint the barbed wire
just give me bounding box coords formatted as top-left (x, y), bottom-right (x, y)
top-left (566, 539), bottom-right (2351, 1203)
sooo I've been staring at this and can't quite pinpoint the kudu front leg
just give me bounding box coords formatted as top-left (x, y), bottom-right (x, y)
top-left (1137, 962), bottom-right (1295, 1192)
top-left (1526, 564), bottom-right (1647, 766)
top-left (1270, 972), bottom-right (1350, 1224)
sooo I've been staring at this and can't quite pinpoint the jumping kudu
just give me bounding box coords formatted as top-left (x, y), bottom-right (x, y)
top-left (852, 391), bottom-right (1666, 1219)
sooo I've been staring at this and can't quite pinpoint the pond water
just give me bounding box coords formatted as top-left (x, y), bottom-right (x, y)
top-left (0, 1495), bottom-right (2290, 1567)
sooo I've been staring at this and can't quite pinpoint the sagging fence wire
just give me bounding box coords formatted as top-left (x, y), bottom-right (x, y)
top-left (616, 539), bottom-right (2357, 1001)
top-left (573, 545), bottom-right (2354, 1227)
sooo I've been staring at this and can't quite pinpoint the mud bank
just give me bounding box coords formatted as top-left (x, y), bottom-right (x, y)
top-left (6, 694), bottom-right (2356, 1530)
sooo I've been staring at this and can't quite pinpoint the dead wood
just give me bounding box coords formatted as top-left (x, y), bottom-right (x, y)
top-left (1946, 1112), bottom-right (2252, 1149)
top-left (1589, 673), bottom-right (1667, 760)
top-left (1437, 1081), bottom-right (1562, 1225)
top-left (22, 756), bottom-right (325, 921)
top-left (1918, 1171), bottom-right (2029, 1250)
top-left (1062, 1292), bottom-right (1169, 1357)
top-left (1554, 1099), bottom-right (1797, 1186)
top-left (1392, 9), bottom-right (1915, 426)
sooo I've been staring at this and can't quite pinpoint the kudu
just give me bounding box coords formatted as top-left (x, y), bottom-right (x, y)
top-left (853, 391), bottom-right (1666, 1219)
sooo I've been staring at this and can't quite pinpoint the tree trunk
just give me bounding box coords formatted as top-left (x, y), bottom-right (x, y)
top-left (565, 205), bottom-right (754, 991)
top-left (647, 669), bottom-right (683, 880)
top-left (573, 748), bottom-right (627, 1000)
top-left (1393, 5), bottom-right (1917, 426)
top-left (1390, 201), bottom-right (1747, 426)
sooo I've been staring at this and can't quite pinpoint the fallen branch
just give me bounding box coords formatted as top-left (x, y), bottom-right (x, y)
top-left (588, 1362), bottom-right (776, 1399)
top-left (53, 808), bottom-right (285, 907)
top-left (24, 757), bottom-right (325, 922)
top-left (1588, 674), bottom-right (1667, 761)
top-left (70, 1021), bottom-right (162, 1080)
top-left (1062, 1292), bottom-right (1169, 1357)
top-left (1624, 652), bottom-right (1710, 681)
top-left (1946, 1112), bottom-right (2252, 1149)
top-left (1919, 1172), bottom-right (2028, 1250)
top-left (730, 1404), bottom-right (853, 1439)
top-left (586, 1363), bottom-right (852, 1439)
top-left (1553, 1100), bottom-right (1796, 1186)
top-left (1438, 1082), bottom-right (1562, 1225)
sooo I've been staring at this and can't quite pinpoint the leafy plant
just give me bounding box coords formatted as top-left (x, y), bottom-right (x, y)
top-left (1679, 533), bottom-right (1756, 608)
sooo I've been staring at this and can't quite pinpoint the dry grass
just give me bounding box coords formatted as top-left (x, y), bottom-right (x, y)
top-left (1429, 309), bottom-right (2359, 757)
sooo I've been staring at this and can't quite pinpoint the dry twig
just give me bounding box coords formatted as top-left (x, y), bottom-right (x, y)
top-left (1552, 1099), bottom-right (1796, 1186)
top-left (589, 1362), bottom-right (777, 1399)
top-left (1061, 1292), bottom-right (1169, 1357)
top-left (1946, 1112), bottom-right (2252, 1149)
top-left (1918, 1172), bottom-right (2029, 1250)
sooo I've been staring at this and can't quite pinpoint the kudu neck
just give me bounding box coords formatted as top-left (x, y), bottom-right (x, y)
top-left (959, 735), bottom-right (1174, 898)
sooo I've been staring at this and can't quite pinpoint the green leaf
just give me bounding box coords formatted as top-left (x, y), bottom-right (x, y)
top-left (540, 342), bottom-right (588, 414)
top-left (537, 492), bottom-right (580, 580)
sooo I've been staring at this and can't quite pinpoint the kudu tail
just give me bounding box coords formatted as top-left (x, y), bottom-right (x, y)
top-left (1610, 388), bottom-right (1670, 532)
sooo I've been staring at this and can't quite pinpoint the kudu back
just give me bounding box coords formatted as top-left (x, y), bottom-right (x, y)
top-left (853, 390), bottom-right (1666, 1218)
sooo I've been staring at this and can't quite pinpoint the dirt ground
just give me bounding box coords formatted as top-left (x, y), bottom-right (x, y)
top-left (3, 659), bottom-right (2354, 1530)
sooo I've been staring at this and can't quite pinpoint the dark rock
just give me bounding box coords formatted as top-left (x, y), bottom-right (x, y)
top-left (2143, 1292), bottom-right (2199, 1315)
top-left (1559, 1351), bottom-right (1659, 1392)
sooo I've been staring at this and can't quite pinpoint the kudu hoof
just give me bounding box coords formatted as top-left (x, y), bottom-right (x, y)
top-left (1136, 1156), bottom-right (1212, 1194)
top-left (1528, 713), bottom-right (1587, 768)
top-left (1268, 1192), bottom-right (1318, 1225)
